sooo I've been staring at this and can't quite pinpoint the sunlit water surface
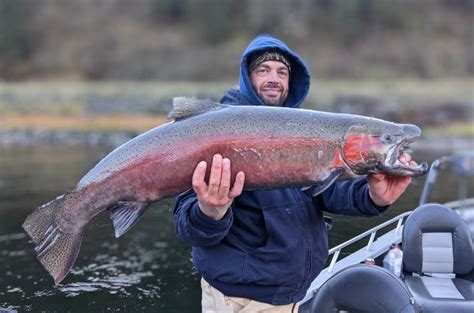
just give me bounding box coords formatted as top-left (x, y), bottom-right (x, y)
top-left (0, 145), bottom-right (471, 312)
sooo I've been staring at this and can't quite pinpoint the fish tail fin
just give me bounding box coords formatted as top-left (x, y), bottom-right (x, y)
top-left (22, 194), bottom-right (84, 284)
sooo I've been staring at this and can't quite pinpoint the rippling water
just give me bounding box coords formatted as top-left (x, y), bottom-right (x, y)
top-left (0, 146), bottom-right (200, 312)
top-left (0, 145), bottom-right (471, 312)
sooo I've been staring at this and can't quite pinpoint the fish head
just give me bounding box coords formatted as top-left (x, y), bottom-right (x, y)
top-left (341, 122), bottom-right (428, 177)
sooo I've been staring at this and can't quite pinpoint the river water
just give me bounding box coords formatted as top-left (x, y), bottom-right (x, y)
top-left (0, 145), bottom-right (471, 312)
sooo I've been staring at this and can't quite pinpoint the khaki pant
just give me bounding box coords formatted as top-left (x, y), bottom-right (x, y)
top-left (201, 278), bottom-right (299, 313)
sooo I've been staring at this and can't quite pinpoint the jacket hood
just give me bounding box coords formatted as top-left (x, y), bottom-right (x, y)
top-left (238, 34), bottom-right (311, 108)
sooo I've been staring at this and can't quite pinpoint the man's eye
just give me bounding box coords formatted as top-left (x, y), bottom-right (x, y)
top-left (278, 71), bottom-right (289, 77)
top-left (255, 68), bottom-right (268, 77)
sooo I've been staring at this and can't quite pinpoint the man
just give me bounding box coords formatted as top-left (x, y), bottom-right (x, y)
top-left (173, 34), bottom-right (416, 312)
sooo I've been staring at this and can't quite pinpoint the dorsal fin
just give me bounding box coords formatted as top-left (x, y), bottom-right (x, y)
top-left (167, 97), bottom-right (227, 121)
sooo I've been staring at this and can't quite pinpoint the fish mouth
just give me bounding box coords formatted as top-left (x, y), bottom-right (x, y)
top-left (378, 139), bottom-right (429, 177)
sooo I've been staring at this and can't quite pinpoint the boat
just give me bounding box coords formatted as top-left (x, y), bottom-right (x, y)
top-left (298, 150), bottom-right (474, 313)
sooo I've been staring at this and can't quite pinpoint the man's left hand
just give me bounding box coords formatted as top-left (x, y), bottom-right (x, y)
top-left (367, 153), bottom-right (417, 207)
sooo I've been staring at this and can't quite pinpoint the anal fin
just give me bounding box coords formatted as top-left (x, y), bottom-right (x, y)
top-left (108, 201), bottom-right (150, 238)
top-left (309, 168), bottom-right (345, 197)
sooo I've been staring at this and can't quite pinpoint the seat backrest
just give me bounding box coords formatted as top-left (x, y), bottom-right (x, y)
top-left (309, 264), bottom-right (418, 313)
top-left (403, 203), bottom-right (473, 275)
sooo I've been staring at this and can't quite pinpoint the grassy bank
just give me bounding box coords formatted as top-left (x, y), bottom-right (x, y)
top-left (1, 113), bottom-right (167, 132)
top-left (1, 78), bottom-right (473, 113)
top-left (0, 79), bottom-right (472, 136)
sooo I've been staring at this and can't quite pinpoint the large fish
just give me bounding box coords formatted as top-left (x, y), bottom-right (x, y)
top-left (23, 97), bottom-right (428, 284)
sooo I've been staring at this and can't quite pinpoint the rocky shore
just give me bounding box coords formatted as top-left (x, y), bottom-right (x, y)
top-left (1, 128), bottom-right (472, 153)
top-left (0, 129), bottom-right (138, 148)
top-left (1, 81), bottom-right (472, 152)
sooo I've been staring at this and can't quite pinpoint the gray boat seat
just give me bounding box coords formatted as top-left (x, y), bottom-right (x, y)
top-left (309, 264), bottom-right (418, 313)
top-left (402, 203), bottom-right (474, 313)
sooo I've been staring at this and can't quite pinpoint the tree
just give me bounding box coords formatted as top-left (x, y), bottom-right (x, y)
top-left (0, 0), bottom-right (37, 78)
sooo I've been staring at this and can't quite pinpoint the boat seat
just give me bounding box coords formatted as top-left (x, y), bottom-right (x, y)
top-left (402, 203), bottom-right (474, 313)
top-left (309, 264), bottom-right (418, 313)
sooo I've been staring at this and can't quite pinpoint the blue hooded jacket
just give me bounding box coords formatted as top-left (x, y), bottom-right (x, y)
top-left (221, 34), bottom-right (310, 108)
top-left (173, 34), bottom-right (387, 305)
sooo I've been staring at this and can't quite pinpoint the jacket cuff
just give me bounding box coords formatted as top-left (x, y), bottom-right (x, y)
top-left (190, 203), bottom-right (233, 234)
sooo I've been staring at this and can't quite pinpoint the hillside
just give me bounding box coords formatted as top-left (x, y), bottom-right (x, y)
top-left (1, 0), bottom-right (473, 81)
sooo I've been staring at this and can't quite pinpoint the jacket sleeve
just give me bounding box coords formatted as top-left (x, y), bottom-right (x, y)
top-left (173, 189), bottom-right (234, 247)
top-left (314, 177), bottom-right (389, 216)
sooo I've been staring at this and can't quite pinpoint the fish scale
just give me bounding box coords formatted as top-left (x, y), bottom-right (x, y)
top-left (80, 106), bottom-right (370, 187)
top-left (23, 97), bottom-right (428, 284)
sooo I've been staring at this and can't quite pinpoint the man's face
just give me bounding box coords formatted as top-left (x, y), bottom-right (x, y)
top-left (250, 60), bottom-right (290, 107)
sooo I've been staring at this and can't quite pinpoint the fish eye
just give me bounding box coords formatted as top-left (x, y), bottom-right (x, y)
top-left (382, 134), bottom-right (395, 143)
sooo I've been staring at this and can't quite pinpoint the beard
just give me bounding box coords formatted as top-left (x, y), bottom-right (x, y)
top-left (257, 82), bottom-right (288, 106)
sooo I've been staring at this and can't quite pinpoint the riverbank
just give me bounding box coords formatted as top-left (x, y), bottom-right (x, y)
top-left (1, 78), bottom-right (473, 114)
top-left (1, 79), bottom-right (472, 150)
top-left (1, 123), bottom-right (472, 153)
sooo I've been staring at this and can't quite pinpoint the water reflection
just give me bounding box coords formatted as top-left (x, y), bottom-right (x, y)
top-left (0, 146), bottom-right (200, 313)
top-left (0, 145), bottom-right (472, 312)
top-left (0, 202), bottom-right (201, 312)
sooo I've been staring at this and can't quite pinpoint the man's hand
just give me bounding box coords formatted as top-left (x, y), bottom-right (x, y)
top-left (192, 154), bottom-right (245, 220)
top-left (367, 153), bottom-right (417, 207)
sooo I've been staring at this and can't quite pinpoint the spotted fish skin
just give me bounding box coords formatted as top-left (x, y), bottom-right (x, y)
top-left (22, 97), bottom-right (428, 284)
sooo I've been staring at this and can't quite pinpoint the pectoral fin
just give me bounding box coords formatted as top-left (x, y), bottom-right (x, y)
top-left (108, 201), bottom-right (150, 238)
top-left (310, 168), bottom-right (345, 196)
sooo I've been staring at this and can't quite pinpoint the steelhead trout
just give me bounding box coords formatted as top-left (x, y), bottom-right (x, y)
top-left (23, 97), bottom-right (428, 284)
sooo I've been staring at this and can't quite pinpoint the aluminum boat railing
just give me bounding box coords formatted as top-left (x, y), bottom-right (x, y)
top-left (327, 210), bottom-right (412, 273)
top-left (300, 210), bottom-right (413, 305)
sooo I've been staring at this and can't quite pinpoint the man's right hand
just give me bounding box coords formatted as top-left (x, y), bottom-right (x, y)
top-left (192, 154), bottom-right (245, 220)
